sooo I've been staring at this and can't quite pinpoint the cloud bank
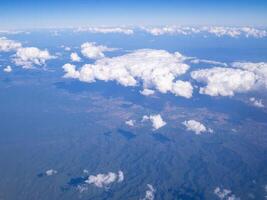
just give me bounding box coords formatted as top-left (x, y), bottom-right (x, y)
top-left (143, 26), bottom-right (267, 38)
top-left (191, 62), bottom-right (267, 96)
top-left (63, 49), bottom-right (193, 98)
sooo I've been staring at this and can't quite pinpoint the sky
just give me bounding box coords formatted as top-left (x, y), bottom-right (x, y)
top-left (0, 0), bottom-right (267, 29)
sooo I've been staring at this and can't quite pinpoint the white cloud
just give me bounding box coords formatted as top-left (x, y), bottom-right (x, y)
top-left (183, 120), bottom-right (212, 135)
top-left (232, 62), bottom-right (267, 88)
top-left (125, 119), bottom-right (135, 127)
top-left (45, 169), bottom-right (57, 176)
top-left (214, 187), bottom-right (240, 200)
top-left (172, 80), bottom-right (193, 98)
top-left (142, 114), bottom-right (166, 130)
top-left (191, 67), bottom-right (257, 96)
top-left (62, 63), bottom-right (80, 79)
top-left (85, 170), bottom-right (124, 188)
top-left (190, 58), bottom-right (227, 67)
top-left (63, 49), bottom-right (192, 98)
top-left (140, 88), bottom-right (155, 96)
top-left (76, 27), bottom-right (134, 35)
top-left (143, 26), bottom-right (267, 38)
top-left (142, 26), bottom-right (200, 36)
top-left (141, 184), bottom-right (156, 200)
top-left (13, 47), bottom-right (54, 68)
top-left (65, 47), bottom-right (71, 51)
top-left (70, 52), bottom-right (81, 62)
top-left (117, 170), bottom-right (124, 182)
top-left (249, 97), bottom-right (264, 108)
top-left (0, 37), bottom-right (22, 52)
top-left (3, 65), bottom-right (12, 73)
top-left (81, 42), bottom-right (116, 59)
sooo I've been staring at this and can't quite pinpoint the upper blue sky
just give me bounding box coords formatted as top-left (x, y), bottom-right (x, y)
top-left (1, 0), bottom-right (267, 29)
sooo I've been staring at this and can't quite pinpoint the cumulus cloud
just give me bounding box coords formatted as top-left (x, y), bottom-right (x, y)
top-left (125, 119), bottom-right (135, 127)
top-left (182, 120), bottom-right (213, 135)
top-left (191, 67), bottom-right (256, 96)
top-left (191, 62), bottom-right (267, 96)
top-left (142, 114), bottom-right (166, 130)
top-left (13, 47), bottom-right (54, 68)
top-left (70, 52), bottom-right (81, 62)
top-left (141, 184), bottom-right (156, 200)
top-left (143, 26), bottom-right (267, 38)
top-left (81, 42), bottom-right (116, 59)
top-left (3, 65), bottom-right (12, 73)
top-left (0, 37), bottom-right (22, 52)
top-left (45, 169), bottom-right (57, 176)
top-left (232, 62), bottom-right (267, 88)
top-left (85, 170), bottom-right (124, 188)
top-left (249, 97), bottom-right (264, 108)
top-left (76, 27), bottom-right (134, 35)
top-left (63, 49), bottom-right (192, 98)
top-left (214, 187), bottom-right (240, 200)
top-left (140, 88), bottom-right (155, 96)
top-left (62, 63), bottom-right (80, 78)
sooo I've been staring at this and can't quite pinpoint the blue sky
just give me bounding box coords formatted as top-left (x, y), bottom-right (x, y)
top-left (1, 0), bottom-right (267, 29)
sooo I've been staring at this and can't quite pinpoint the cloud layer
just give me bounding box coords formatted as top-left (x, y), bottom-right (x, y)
top-left (143, 26), bottom-right (267, 38)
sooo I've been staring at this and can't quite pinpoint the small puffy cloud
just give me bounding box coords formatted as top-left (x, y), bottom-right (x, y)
top-left (70, 52), bottom-right (81, 62)
top-left (62, 63), bottom-right (80, 79)
top-left (214, 187), bottom-right (240, 200)
top-left (249, 97), bottom-right (264, 108)
top-left (183, 120), bottom-right (212, 135)
top-left (191, 67), bottom-right (256, 96)
top-left (142, 114), bottom-right (166, 130)
top-left (0, 37), bottom-right (22, 52)
top-left (125, 119), bottom-right (135, 127)
top-left (76, 27), bottom-right (134, 35)
top-left (81, 42), bottom-right (116, 59)
top-left (85, 170), bottom-right (124, 188)
top-left (172, 80), bottom-right (193, 98)
top-left (140, 88), bottom-right (155, 96)
top-left (45, 169), bottom-right (57, 176)
top-left (63, 49), bottom-right (192, 98)
top-left (141, 184), bottom-right (156, 200)
top-left (13, 47), bottom-right (54, 68)
top-left (3, 65), bottom-right (12, 73)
